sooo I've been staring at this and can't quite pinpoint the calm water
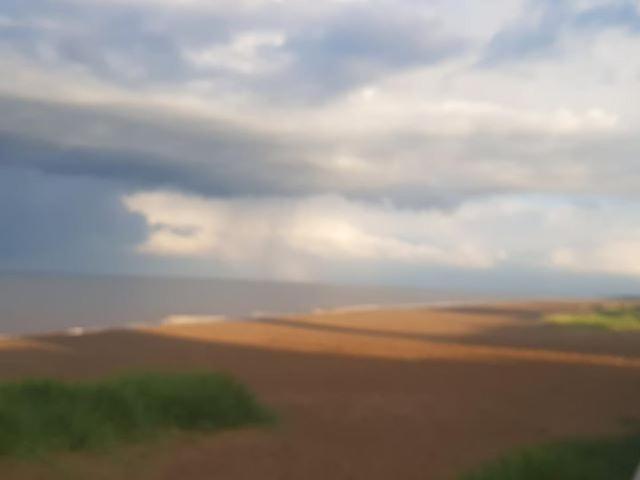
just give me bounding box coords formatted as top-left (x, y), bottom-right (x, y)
top-left (0, 273), bottom-right (481, 336)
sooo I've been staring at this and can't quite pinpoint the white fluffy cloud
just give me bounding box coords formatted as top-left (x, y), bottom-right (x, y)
top-left (124, 191), bottom-right (640, 280)
top-left (184, 31), bottom-right (289, 75)
top-left (552, 241), bottom-right (640, 276)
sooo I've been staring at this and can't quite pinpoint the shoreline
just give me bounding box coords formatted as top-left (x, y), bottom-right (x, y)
top-left (0, 296), bottom-right (600, 340)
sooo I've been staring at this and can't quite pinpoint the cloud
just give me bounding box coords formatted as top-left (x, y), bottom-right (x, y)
top-left (61, 0), bottom-right (283, 10)
top-left (123, 190), bottom-right (640, 281)
top-left (278, 2), bottom-right (467, 96)
top-left (122, 191), bottom-right (502, 282)
top-left (1, 0), bottom-right (640, 292)
top-left (0, 0), bottom-right (467, 100)
top-left (552, 241), bottom-right (640, 276)
top-left (297, 91), bottom-right (619, 138)
top-left (0, 167), bottom-right (147, 272)
top-left (482, 0), bottom-right (640, 65)
top-left (184, 31), bottom-right (289, 75)
top-left (0, 91), bottom-right (637, 214)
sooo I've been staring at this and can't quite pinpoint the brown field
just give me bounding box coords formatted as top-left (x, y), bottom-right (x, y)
top-left (1, 301), bottom-right (639, 479)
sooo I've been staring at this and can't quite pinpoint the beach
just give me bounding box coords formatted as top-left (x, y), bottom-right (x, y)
top-left (1, 301), bottom-right (639, 479)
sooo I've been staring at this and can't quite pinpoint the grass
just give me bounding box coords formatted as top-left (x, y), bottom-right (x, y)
top-left (545, 305), bottom-right (640, 331)
top-left (458, 433), bottom-right (640, 480)
top-left (0, 372), bottom-right (274, 457)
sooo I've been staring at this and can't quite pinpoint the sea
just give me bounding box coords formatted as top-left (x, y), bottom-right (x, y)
top-left (0, 272), bottom-right (484, 336)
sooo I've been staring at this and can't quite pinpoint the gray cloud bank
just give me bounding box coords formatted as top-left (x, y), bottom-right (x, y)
top-left (1, 0), bottom-right (640, 293)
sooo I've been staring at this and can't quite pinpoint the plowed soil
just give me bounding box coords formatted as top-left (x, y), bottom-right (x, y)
top-left (1, 301), bottom-right (639, 479)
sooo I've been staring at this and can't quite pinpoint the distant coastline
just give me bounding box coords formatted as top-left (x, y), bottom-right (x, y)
top-left (0, 272), bottom-right (487, 336)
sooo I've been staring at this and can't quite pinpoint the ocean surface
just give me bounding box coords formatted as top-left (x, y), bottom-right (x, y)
top-left (0, 273), bottom-right (485, 336)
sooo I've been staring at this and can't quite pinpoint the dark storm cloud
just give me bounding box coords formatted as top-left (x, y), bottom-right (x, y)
top-left (0, 119), bottom-right (316, 199)
top-left (2, 93), bottom-right (640, 212)
top-left (0, 96), bottom-right (523, 210)
top-left (0, 111), bottom-right (460, 209)
top-left (0, 166), bottom-right (147, 272)
top-left (0, 94), bottom-right (465, 206)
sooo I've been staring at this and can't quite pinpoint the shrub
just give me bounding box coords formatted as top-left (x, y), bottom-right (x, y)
top-left (458, 433), bottom-right (640, 480)
top-left (0, 372), bottom-right (273, 457)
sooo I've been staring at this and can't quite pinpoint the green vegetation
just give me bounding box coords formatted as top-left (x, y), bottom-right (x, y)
top-left (545, 305), bottom-right (640, 331)
top-left (0, 372), bottom-right (274, 457)
top-left (458, 433), bottom-right (640, 480)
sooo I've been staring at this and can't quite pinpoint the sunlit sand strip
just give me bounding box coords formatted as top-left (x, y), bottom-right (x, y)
top-left (144, 318), bottom-right (640, 370)
top-left (295, 309), bottom-right (518, 336)
top-left (0, 337), bottom-right (70, 353)
top-left (161, 315), bottom-right (230, 326)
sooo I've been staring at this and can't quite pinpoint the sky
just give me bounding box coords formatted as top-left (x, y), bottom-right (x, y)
top-left (1, 0), bottom-right (640, 294)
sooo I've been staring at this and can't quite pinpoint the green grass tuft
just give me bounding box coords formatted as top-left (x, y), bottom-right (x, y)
top-left (458, 433), bottom-right (640, 480)
top-left (0, 372), bottom-right (274, 457)
top-left (545, 305), bottom-right (640, 331)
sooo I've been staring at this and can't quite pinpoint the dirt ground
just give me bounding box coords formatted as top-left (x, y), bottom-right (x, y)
top-left (1, 301), bottom-right (639, 479)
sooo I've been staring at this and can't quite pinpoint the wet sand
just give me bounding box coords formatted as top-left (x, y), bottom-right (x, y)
top-left (1, 301), bottom-right (639, 479)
